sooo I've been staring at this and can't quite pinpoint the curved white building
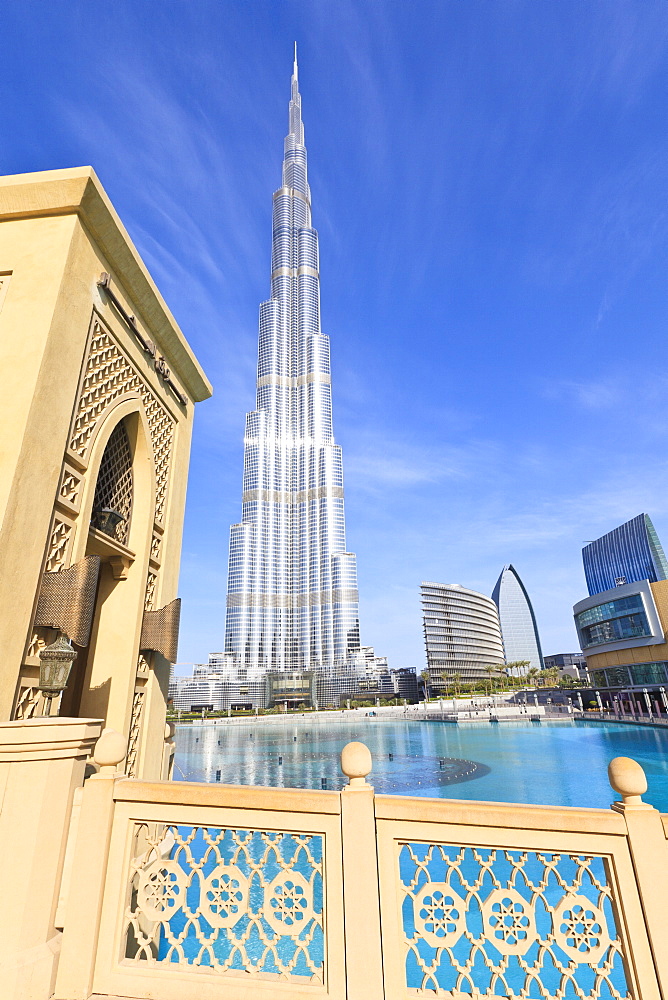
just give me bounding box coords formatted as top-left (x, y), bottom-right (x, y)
top-left (491, 565), bottom-right (543, 675)
top-left (222, 51), bottom-right (363, 705)
top-left (421, 582), bottom-right (505, 690)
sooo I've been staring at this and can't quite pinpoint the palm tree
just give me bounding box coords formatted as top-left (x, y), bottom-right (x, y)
top-left (506, 660), bottom-right (530, 682)
top-left (544, 666), bottom-right (560, 688)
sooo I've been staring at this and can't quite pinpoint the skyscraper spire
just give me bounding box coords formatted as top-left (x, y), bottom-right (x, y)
top-left (222, 51), bottom-right (366, 707)
top-left (293, 41), bottom-right (298, 81)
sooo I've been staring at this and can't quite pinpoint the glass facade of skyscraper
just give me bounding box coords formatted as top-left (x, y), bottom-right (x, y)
top-left (221, 52), bottom-right (365, 705)
top-left (582, 513), bottom-right (668, 597)
top-left (491, 565), bottom-right (543, 674)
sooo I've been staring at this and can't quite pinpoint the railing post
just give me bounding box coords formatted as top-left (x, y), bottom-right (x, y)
top-left (0, 717), bottom-right (101, 1000)
top-left (609, 756), bottom-right (668, 994)
top-left (161, 721), bottom-right (176, 779)
top-left (54, 729), bottom-right (126, 1000)
top-left (340, 741), bottom-right (384, 1000)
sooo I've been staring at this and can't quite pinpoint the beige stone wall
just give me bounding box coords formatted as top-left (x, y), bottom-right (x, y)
top-left (0, 167), bottom-right (211, 778)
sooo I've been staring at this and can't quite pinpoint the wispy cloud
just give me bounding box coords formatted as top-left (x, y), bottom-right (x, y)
top-left (542, 377), bottom-right (623, 411)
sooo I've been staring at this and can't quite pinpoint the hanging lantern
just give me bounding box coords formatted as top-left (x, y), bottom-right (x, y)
top-left (38, 632), bottom-right (77, 715)
top-left (91, 506), bottom-right (126, 538)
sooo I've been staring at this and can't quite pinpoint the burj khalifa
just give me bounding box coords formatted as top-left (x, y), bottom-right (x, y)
top-left (222, 49), bottom-right (365, 705)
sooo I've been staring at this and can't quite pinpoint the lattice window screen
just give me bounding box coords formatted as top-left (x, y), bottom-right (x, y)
top-left (92, 421), bottom-right (134, 544)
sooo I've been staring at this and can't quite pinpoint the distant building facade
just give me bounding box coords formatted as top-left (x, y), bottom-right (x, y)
top-left (583, 514), bottom-right (668, 597)
top-left (171, 643), bottom-right (394, 711)
top-left (390, 667), bottom-right (419, 703)
top-left (421, 582), bottom-right (505, 692)
top-left (543, 652), bottom-right (588, 682)
top-left (169, 658), bottom-right (266, 712)
top-left (491, 565), bottom-right (543, 674)
top-left (573, 579), bottom-right (668, 689)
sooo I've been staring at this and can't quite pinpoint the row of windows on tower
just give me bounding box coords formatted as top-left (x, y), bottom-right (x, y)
top-left (256, 332), bottom-right (330, 371)
top-left (270, 229), bottom-right (318, 265)
top-left (272, 196), bottom-right (309, 228)
top-left (242, 463), bottom-right (344, 492)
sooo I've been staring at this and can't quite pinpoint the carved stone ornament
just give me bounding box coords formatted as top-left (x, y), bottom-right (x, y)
top-left (70, 320), bottom-right (175, 523)
top-left (34, 555), bottom-right (101, 647)
top-left (139, 598), bottom-right (181, 662)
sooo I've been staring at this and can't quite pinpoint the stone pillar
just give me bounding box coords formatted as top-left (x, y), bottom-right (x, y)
top-left (0, 717), bottom-right (101, 1000)
top-left (55, 729), bottom-right (126, 1000)
top-left (161, 721), bottom-right (176, 779)
top-left (340, 741), bottom-right (384, 1000)
top-left (609, 756), bottom-right (668, 996)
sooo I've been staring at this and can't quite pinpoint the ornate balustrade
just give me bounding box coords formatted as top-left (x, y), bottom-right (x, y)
top-left (54, 736), bottom-right (668, 1000)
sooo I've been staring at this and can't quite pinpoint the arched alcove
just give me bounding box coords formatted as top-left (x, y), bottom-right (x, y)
top-left (60, 399), bottom-right (157, 730)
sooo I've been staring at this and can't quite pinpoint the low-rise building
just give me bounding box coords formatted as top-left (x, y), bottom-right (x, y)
top-left (170, 644), bottom-right (397, 710)
top-left (543, 652), bottom-right (589, 682)
top-left (573, 579), bottom-right (668, 689)
top-left (390, 667), bottom-right (419, 703)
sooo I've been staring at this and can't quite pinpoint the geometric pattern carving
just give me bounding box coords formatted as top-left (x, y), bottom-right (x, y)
top-left (124, 825), bottom-right (324, 981)
top-left (264, 870), bottom-right (316, 937)
top-left (92, 420), bottom-right (133, 544)
top-left (413, 882), bottom-right (466, 949)
top-left (481, 886), bottom-right (537, 955)
top-left (70, 321), bottom-right (174, 523)
top-left (59, 469), bottom-right (82, 506)
top-left (137, 860), bottom-right (185, 921)
top-left (150, 532), bottom-right (162, 563)
top-left (13, 685), bottom-right (43, 720)
top-left (140, 599), bottom-right (181, 663)
top-left (400, 844), bottom-right (630, 998)
top-left (27, 626), bottom-right (55, 660)
top-left (199, 865), bottom-right (249, 929)
top-left (126, 687), bottom-right (145, 779)
top-left (553, 893), bottom-right (610, 964)
top-left (45, 519), bottom-right (72, 573)
top-left (144, 572), bottom-right (157, 612)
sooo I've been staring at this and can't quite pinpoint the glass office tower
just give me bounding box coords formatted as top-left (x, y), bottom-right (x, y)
top-left (491, 565), bottom-right (543, 674)
top-left (222, 50), bottom-right (362, 705)
top-left (583, 514), bottom-right (668, 597)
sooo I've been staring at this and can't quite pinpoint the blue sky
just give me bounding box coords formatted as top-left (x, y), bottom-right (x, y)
top-left (3, 3), bottom-right (667, 670)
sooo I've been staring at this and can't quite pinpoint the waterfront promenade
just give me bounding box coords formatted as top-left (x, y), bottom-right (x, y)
top-left (178, 695), bottom-right (573, 728)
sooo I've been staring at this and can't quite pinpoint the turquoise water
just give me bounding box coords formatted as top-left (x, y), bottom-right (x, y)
top-left (174, 717), bottom-right (668, 811)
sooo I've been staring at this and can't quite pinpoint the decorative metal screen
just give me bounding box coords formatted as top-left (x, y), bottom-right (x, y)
top-left (34, 555), bottom-right (100, 646)
top-left (140, 599), bottom-right (181, 663)
top-left (399, 843), bottom-right (630, 998)
top-left (92, 421), bottom-right (133, 544)
top-left (124, 823), bottom-right (325, 983)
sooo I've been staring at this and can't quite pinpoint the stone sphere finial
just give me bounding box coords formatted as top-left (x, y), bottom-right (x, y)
top-left (608, 756), bottom-right (647, 805)
top-left (341, 741), bottom-right (372, 788)
top-left (93, 728), bottom-right (127, 773)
